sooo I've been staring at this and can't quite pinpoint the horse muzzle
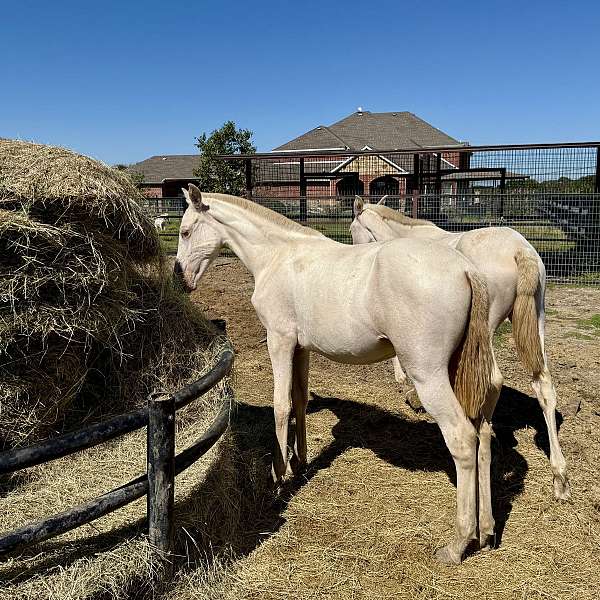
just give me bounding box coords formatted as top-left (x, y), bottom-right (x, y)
top-left (173, 259), bottom-right (196, 292)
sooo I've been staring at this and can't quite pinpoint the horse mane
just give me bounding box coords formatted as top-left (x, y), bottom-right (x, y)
top-left (205, 193), bottom-right (324, 238)
top-left (365, 203), bottom-right (434, 227)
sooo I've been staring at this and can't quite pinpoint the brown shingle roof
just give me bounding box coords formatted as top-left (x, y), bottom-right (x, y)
top-left (127, 154), bottom-right (200, 183)
top-left (273, 111), bottom-right (465, 152)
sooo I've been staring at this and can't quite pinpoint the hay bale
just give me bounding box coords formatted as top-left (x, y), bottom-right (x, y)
top-left (0, 139), bottom-right (159, 260)
top-left (0, 139), bottom-right (220, 449)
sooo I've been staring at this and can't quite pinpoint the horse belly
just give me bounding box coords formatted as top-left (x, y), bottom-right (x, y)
top-left (299, 323), bottom-right (396, 365)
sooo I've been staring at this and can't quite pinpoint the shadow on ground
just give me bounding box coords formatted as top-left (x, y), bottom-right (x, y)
top-left (2, 384), bottom-right (561, 595)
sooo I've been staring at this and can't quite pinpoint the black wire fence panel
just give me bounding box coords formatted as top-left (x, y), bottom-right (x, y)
top-left (143, 143), bottom-right (600, 284)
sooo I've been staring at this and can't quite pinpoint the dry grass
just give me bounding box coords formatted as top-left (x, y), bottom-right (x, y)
top-left (0, 139), bottom-right (158, 260)
top-left (0, 389), bottom-right (243, 600)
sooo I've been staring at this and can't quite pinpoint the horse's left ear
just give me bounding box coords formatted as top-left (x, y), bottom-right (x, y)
top-left (188, 183), bottom-right (210, 212)
top-left (354, 196), bottom-right (364, 216)
top-left (377, 194), bottom-right (388, 205)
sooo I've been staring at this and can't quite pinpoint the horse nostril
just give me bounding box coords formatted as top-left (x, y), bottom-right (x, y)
top-left (173, 260), bottom-right (183, 276)
top-left (173, 260), bottom-right (185, 288)
top-left (173, 260), bottom-right (193, 292)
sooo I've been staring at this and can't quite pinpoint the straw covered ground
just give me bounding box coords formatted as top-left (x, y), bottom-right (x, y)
top-left (163, 258), bottom-right (599, 600)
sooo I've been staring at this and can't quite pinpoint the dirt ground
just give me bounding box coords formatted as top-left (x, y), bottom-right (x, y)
top-left (180, 257), bottom-right (600, 600)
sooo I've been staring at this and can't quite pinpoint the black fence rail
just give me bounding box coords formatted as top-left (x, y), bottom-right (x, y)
top-left (0, 323), bottom-right (234, 579)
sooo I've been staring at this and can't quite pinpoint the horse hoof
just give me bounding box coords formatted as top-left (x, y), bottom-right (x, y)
top-left (553, 476), bottom-right (571, 502)
top-left (290, 455), bottom-right (307, 478)
top-left (479, 533), bottom-right (495, 551)
top-left (405, 389), bottom-right (424, 413)
top-left (435, 545), bottom-right (462, 565)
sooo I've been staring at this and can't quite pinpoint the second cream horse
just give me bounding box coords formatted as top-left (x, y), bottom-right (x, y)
top-left (350, 196), bottom-right (570, 501)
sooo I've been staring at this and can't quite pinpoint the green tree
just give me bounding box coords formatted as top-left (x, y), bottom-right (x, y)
top-left (193, 121), bottom-right (256, 195)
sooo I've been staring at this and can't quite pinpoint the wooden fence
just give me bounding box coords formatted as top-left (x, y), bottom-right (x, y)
top-left (0, 321), bottom-right (234, 580)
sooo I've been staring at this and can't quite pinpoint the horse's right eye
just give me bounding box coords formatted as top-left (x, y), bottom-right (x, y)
top-left (181, 230), bottom-right (190, 239)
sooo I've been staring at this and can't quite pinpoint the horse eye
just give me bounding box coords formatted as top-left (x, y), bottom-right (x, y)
top-left (181, 229), bottom-right (190, 239)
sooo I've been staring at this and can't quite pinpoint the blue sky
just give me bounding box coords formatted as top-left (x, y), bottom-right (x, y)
top-left (2, 1), bottom-right (599, 165)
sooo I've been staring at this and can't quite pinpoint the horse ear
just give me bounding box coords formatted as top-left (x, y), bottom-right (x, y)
top-left (377, 194), bottom-right (388, 205)
top-left (188, 183), bottom-right (210, 211)
top-left (354, 196), bottom-right (364, 215)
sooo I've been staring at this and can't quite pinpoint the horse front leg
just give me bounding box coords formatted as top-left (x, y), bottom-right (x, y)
top-left (267, 331), bottom-right (297, 483)
top-left (392, 356), bottom-right (424, 412)
top-left (291, 347), bottom-right (310, 475)
top-left (392, 356), bottom-right (407, 385)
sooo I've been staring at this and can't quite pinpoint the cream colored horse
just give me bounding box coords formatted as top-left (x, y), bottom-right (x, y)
top-left (350, 197), bottom-right (570, 501)
top-left (175, 184), bottom-right (498, 564)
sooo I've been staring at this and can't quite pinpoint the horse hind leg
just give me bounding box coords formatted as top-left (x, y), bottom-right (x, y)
top-left (532, 368), bottom-right (570, 500)
top-left (530, 297), bottom-right (570, 500)
top-left (477, 355), bottom-right (503, 550)
top-left (512, 257), bottom-right (570, 500)
top-left (412, 375), bottom-right (479, 564)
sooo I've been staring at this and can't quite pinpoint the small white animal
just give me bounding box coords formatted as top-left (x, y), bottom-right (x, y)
top-left (154, 215), bottom-right (169, 231)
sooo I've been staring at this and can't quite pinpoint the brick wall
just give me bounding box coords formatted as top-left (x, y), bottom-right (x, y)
top-left (141, 185), bottom-right (163, 198)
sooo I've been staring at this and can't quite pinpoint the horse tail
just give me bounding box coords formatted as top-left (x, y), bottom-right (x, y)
top-left (452, 271), bottom-right (495, 420)
top-left (512, 248), bottom-right (544, 377)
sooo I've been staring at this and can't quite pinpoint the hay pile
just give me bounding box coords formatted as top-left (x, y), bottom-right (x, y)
top-left (0, 139), bottom-right (221, 448)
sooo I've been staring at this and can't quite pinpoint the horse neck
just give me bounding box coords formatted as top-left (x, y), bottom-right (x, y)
top-left (210, 200), bottom-right (313, 277)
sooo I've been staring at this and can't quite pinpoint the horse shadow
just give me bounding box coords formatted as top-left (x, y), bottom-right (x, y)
top-left (0, 384), bottom-right (557, 592)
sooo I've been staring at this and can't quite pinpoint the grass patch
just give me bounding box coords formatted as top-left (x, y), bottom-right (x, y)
top-left (563, 330), bottom-right (596, 341)
top-left (575, 314), bottom-right (600, 334)
top-left (308, 220), bottom-right (352, 244)
top-left (159, 218), bottom-right (182, 254)
top-left (493, 320), bottom-right (512, 348)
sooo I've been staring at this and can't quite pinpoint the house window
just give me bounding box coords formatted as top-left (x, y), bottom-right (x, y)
top-left (336, 175), bottom-right (364, 197)
top-left (369, 176), bottom-right (399, 198)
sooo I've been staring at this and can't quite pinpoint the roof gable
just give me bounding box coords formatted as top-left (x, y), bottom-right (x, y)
top-left (273, 111), bottom-right (463, 152)
top-left (274, 125), bottom-right (349, 152)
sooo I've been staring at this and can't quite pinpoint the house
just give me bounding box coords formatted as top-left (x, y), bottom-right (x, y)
top-left (253, 110), bottom-right (473, 200)
top-left (129, 110), bottom-right (467, 199)
top-left (129, 111), bottom-right (523, 202)
top-left (127, 154), bottom-right (200, 198)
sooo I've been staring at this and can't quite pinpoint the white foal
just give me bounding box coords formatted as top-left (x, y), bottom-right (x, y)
top-left (175, 184), bottom-right (497, 564)
top-left (350, 197), bottom-right (570, 501)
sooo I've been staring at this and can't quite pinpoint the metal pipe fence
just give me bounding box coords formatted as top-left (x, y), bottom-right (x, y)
top-left (0, 323), bottom-right (234, 580)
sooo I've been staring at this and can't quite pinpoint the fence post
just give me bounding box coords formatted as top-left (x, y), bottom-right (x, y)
top-left (299, 157), bottom-right (307, 222)
top-left (245, 159), bottom-right (253, 200)
top-left (595, 146), bottom-right (600, 194)
top-left (147, 393), bottom-right (175, 580)
top-left (499, 167), bottom-right (507, 218)
top-left (412, 189), bottom-right (419, 219)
